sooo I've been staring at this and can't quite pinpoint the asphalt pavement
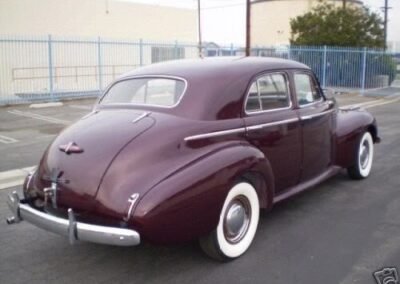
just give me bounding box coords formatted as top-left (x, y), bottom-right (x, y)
top-left (0, 93), bottom-right (400, 283)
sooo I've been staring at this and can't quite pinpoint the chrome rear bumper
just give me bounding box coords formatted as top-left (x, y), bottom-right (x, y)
top-left (6, 191), bottom-right (140, 246)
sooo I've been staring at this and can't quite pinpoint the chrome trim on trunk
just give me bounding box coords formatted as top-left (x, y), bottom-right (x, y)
top-left (6, 191), bottom-right (140, 247)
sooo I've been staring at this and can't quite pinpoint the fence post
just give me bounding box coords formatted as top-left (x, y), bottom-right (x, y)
top-left (97, 36), bottom-right (102, 92)
top-left (322, 45), bottom-right (327, 88)
top-left (139, 38), bottom-right (143, 66)
top-left (288, 46), bottom-right (291, 60)
top-left (230, 43), bottom-right (234, 56)
top-left (361, 47), bottom-right (367, 91)
top-left (47, 34), bottom-right (54, 99)
top-left (174, 40), bottom-right (178, 59)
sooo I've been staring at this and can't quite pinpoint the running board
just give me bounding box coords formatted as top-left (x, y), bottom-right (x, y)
top-left (273, 166), bottom-right (341, 204)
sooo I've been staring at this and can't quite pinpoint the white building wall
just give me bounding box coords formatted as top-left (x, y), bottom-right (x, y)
top-left (0, 0), bottom-right (197, 42)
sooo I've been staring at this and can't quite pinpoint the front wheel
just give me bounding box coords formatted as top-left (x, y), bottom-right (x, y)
top-left (348, 131), bottom-right (374, 179)
top-left (199, 181), bottom-right (260, 261)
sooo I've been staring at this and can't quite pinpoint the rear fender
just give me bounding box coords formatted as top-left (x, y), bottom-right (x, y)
top-left (132, 143), bottom-right (274, 244)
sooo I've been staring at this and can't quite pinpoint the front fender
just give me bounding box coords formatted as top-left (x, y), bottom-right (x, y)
top-left (132, 143), bottom-right (274, 245)
top-left (335, 108), bottom-right (379, 168)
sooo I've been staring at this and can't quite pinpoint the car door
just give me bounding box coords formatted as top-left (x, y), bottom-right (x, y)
top-left (244, 71), bottom-right (301, 194)
top-left (293, 71), bottom-right (335, 182)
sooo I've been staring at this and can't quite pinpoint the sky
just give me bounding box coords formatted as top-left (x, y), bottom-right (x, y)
top-left (119, 0), bottom-right (400, 45)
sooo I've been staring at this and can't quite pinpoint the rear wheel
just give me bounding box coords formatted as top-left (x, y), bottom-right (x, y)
top-left (348, 131), bottom-right (374, 179)
top-left (199, 181), bottom-right (260, 261)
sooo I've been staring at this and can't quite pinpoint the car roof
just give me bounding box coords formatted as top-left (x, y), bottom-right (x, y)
top-left (116, 57), bottom-right (310, 120)
top-left (121, 57), bottom-right (309, 80)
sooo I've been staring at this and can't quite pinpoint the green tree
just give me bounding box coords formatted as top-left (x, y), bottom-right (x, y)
top-left (290, 1), bottom-right (385, 48)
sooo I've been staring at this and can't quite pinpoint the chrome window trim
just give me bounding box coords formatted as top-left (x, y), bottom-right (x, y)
top-left (256, 80), bottom-right (262, 110)
top-left (184, 128), bottom-right (246, 142)
top-left (98, 75), bottom-right (188, 109)
top-left (301, 109), bottom-right (335, 120)
top-left (293, 72), bottom-right (324, 108)
top-left (246, 117), bottom-right (299, 131)
top-left (244, 71), bottom-right (293, 116)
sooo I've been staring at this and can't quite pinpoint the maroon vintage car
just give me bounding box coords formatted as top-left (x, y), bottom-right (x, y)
top-left (7, 57), bottom-right (379, 261)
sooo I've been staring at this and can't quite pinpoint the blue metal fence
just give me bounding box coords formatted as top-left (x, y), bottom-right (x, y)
top-left (0, 35), bottom-right (398, 105)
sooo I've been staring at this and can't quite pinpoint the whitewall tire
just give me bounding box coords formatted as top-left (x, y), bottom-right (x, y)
top-left (199, 181), bottom-right (260, 261)
top-left (348, 131), bottom-right (374, 179)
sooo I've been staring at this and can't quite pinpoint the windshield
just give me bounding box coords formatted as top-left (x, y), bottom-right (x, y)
top-left (100, 77), bottom-right (186, 107)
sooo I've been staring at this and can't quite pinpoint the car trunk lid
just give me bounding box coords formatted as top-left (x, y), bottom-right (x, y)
top-left (35, 109), bottom-right (154, 213)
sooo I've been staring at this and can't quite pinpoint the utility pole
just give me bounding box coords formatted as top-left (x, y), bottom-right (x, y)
top-left (382, 0), bottom-right (390, 49)
top-left (197, 0), bottom-right (202, 57)
top-left (245, 0), bottom-right (251, 56)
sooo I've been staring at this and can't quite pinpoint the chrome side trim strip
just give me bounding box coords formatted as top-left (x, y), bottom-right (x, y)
top-left (184, 128), bottom-right (246, 142)
top-left (301, 109), bottom-right (335, 120)
top-left (246, 117), bottom-right (299, 131)
top-left (132, 112), bottom-right (150, 123)
top-left (6, 191), bottom-right (141, 246)
top-left (184, 117), bottom-right (301, 141)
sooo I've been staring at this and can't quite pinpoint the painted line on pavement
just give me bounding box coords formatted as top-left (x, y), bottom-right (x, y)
top-left (8, 109), bottom-right (71, 125)
top-left (364, 97), bottom-right (400, 109)
top-left (0, 134), bottom-right (18, 144)
top-left (385, 92), bottom-right (400, 99)
top-left (342, 97), bottom-right (400, 109)
top-left (29, 102), bottom-right (64, 108)
top-left (342, 99), bottom-right (383, 108)
top-left (0, 166), bottom-right (35, 190)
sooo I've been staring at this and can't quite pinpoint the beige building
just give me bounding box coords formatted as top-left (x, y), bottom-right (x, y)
top-left (0, 0), bottom-right (198, 103)
top-left (0, 0), bottom-right (197, 42)
top-left (251, 0), bottom-right (364, 46)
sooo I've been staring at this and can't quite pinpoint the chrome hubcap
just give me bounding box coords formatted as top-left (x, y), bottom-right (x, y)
top-left (223, 196), bottom-right (251, 244)
top-left (360, 140), bottom-right (370, 169)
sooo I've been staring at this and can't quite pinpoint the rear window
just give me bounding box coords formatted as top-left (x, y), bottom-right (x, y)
top-left (101, 77), bottom-right (186, 107)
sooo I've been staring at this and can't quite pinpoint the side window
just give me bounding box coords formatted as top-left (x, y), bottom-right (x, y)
top-left (294, 73), bottom-right (322, 106)
top-left (245, 73), bottom-right (290, 113)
